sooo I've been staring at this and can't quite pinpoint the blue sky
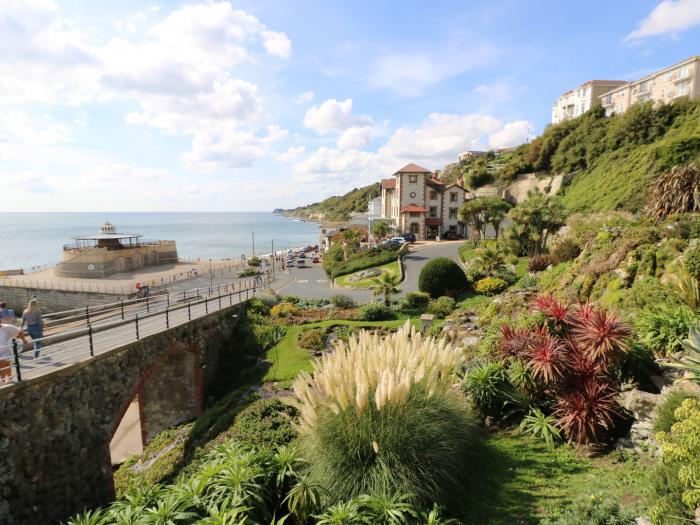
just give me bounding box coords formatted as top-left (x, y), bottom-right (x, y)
top-left (1, 0), bottom-right (699, 211)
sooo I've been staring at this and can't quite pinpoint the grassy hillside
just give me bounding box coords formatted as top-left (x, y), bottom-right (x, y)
top-left (284, 182), bottom-right (380, 221)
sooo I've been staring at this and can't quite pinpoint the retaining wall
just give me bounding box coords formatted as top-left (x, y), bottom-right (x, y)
top-left (0, 285), bottom-right (125, 314)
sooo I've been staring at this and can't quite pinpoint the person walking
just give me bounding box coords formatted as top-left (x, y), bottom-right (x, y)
top-left (0, 302), bottom-right (15, 323)
top-left (21, 299), bottom-right (44, 359)
top-left (0, 321), bottom-right (25, 383)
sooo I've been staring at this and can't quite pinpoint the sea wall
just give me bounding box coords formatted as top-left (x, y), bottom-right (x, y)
top-left (0, 303), bottom-right (244, 525)
top-left (0, 285), bottom-right (125, 314)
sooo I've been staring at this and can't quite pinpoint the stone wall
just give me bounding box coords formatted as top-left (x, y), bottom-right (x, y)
top-left (0, 285), bottom-right (125, 314)
top-left (0, 303), bottom-right (244, 525)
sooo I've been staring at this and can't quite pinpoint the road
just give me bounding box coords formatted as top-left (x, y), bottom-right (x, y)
top-left (274, 241), bottom-right (462, 300)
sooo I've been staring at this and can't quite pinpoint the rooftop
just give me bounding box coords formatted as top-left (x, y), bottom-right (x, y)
top-left (401, 204), bottom-right (427, 213)
top-left (395, 163), bottom-right (431, 174)
top-left (381, 178), bottom-right (396, 189)
top-left (73, 222), bottom-right (142, 241)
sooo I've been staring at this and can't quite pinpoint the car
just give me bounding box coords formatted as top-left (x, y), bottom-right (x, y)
top-left (296, 258), bottom-right (306, 267)
top-left (298, 253), bottom-right (306, 259)
top-left (400, 232), bottom-right (416, 243)
top-left (312, 256), bottom-right (320, 263)
top-left (443, 230), bottom-right (460, 240)
top-left (389, 236), bottom-right (407, 245)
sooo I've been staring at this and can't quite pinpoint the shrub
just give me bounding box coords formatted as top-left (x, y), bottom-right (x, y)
top-left (220, 398), bottom-right (298, 449)
top-left (282, 295), bottom-right (301, 304)
top-left (239, 267), bottom-right (259, 277)
top-left (616, 342), bottom-right (658, 391)
top-left (330, 295), bottom-right (356, 308)
top-left (324, 245), bottom-right (399, 279)
top-left (653, 390), bottom-right (699, 434)
top-left (517, 274), bottom-right (539, 289)
top-left (528, 254), bottom-right (552, 272)
top-left (474, 277), bottom-right (508, 296)
top-left (248, 255), bottom-right (262, 267)
top-left (402, 291), bottom-right (431, 310)
top-left (550, 238), bottom-right (581, 264)
top-left (418, 257), bottom-right (468, 298)
top-left (547, 494), bottom-right (636, 525)
top-left (357, 303), bottom-right (393, 321)
top-left (646, 162), bottom-right (700, 219)
top-left (256, 291), bottom-right (280, 306)
top-left (634, 304), bottom-right (697, 356)
top-left (427, 296), bottom-right (456, 319)
top-left (290, 323), bottom-right (477, 509)
top-left (461, 361), bottom-right (509, 417)
top-left (247, 297), bottom-right (271, 317)
top-left (271, 302), bottom-right (299, 318)
top-left (653, 399), bottom-right (700, 520)
top-left (684, 244), bottom-right (700, 279)
top-left (298, 329), bottom-right (326, 353)
top-left (519, 408), bottom-right (561, 448)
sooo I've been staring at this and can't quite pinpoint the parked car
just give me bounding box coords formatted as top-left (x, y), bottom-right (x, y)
top-left (400, 232), bottom-right (416, 243)
top-left (285, 260), bottom-right (295, 267)
top-left (443, 230), bottom-right (460, 240)
top-left (390, 236), bottom-right (407, 245)
top-left (297, 258), bottom-right (306, 267)
top-left (312, 256), bottom-right (320, 263)
top-left (298, 253), bottom-right (306, 259)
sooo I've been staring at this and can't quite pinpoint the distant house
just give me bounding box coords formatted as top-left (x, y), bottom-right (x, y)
top-left (458, 150), bottom-right (487, 162)
top-left (380, 163), bottom-right (471, 240)
top-left (551, 79), bottom-right (627, 124)
top-left (319, 222), bottom-right (350, 250)
top-left (367, 196), bottom-right (382, 218)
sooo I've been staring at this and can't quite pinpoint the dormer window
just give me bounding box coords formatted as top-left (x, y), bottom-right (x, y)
top-left (450, 192), bottom-right (458, 202)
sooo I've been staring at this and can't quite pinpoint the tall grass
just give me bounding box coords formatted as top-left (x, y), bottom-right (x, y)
top-left (289, 323), bottom-right (478, 509)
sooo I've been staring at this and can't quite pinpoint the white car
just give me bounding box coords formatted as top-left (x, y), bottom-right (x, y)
top-left (389, 236), bottom-right (407, 245)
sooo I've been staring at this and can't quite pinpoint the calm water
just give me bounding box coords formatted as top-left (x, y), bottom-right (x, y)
top-left (0, 213), bottom-right (319, 271)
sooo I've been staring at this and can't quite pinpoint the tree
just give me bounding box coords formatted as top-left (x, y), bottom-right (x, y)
top-left (459, 197), bottom-right (513, 242)
top-left (472, 241), bottom-right (507, 276)
top-left (371, 220), bottom-right (392, 241)
top-left (372, 272), bottom-right (400, 306)
top-left (505, 192), bottom-right (567, 256)
top-left (335, 228), bottom-right (362, 261)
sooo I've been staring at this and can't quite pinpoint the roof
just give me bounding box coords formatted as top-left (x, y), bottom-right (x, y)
top-left (395, 163), bottom-right (431, 174)
top-left (400, 204), bottom-right (427, 213)
top-left (425, 218), bottom-right (442, 226)
top-left (426, 179), bottom-right (445, 190)
top-left (320, 222), bottom-right (349, 228)
top-left (381, 178), bottom-right (396, 189)
top-left (443, 183), bottom-right (467, 192)
top-left (73, 233), bottom-right (142, 240)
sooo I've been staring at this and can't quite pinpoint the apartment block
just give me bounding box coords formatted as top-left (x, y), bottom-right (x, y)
top-left (600, 56), bottom-right (700, 116)
top-left (551, 80), bottom-right (627, 124)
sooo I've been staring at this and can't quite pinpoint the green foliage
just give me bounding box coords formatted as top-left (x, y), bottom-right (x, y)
top-left (298, 329), bottom-right (327, 352)
top-left (401, 291), bottom-right (431, 310)
top-left (373, 272), bottom-right (401, 307)
top-left (634, 304), bottom-right (697, 356)
top-left (505, 193), bottom-right (567, 256)
top-left (330, 295), bottom-right (356, 309)
top-left (271, 302), bottom-right (299, 318)
top-left (324, 245), bottom-right (399, 279)
top-left (474, 277), bottom-right (509, 296)
top-left (218, 398), bottom-right (298, 450)
top-left (545, 494), bottom-right (637, 525)
top-left (653, 390), bottom-right (699, 435)
top-left (249, 255), bottom-right (262, 267)
top-left (371, 220), bottom-right (393, 241)
top-left (668, 325), bottom-right (700, 386)
top-left (621, 277), bottom-right (682, 311)
top-left (461, 361), bottom-right (509, 417)
top-left (684, 244), bottom-right (700, 279)
top-left (284, 182), bottom-right (381, 222)
top-left (469, 240), bottom-right (512, 277)
top-left (418, 257), bottom-right (468, 298)
top-left (255, 291), bottom-right (281, 306)
top-left (357, 303), bottom-right (394, 321)
top-left (615, 342), bottom-right (658, 391)
top-left (459, 197), bottom-right (512, 239)
top-left (239, 267), bottom-right (259, 277)
top-left (519, 408), bottom-right (561, 448)
top-left (528, 254), bottom-right (552, 272)
top-left (550, 238), bottom-right (581, 264)
top-left (426, 296), bottom-right (456, 319)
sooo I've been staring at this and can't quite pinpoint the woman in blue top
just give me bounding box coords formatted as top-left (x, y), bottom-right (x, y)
top-left (21, 299), bottom-right (44, 358)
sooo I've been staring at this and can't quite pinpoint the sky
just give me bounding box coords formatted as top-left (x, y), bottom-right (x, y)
top-left (1, 0), bottom-right (700, 212)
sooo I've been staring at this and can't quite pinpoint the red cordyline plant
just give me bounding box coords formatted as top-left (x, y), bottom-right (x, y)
top-left (498, 294), bottom-right (630, 444)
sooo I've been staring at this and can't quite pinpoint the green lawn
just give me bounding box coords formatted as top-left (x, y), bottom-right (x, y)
top-left (263, 318), bottom-right (420, 387)
top-left (461, 431), bottom-right (655, 524)
top-left (335, 260), bottom-right (401, 289)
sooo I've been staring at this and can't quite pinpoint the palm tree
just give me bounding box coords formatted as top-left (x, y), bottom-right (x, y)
top-left (372, 220), bottom-right (392, 242)
top-left (373, 272), bottom-right (401, 306)
top-left (341, 228), bottom-right (361, 261)
top-left (473, 241), bottom-right (507, 276)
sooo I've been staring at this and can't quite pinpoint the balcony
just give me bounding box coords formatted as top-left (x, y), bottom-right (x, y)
top-left (671, 69), bottom-right (692, 83)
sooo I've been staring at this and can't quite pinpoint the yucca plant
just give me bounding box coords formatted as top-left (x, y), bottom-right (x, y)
top-left (671, 260), bottom-right (700, 310)
top-left (667, 324), bottom-right (700, 385)
top-left (355, 493), bottom-right (417, 525)
top-left (519, 407), bottom-right (561, 447)
top-left (314, 500), bottom-right (364, 525)
top-left (65, 510), bottom-right (108, 525)
top-left (646, 162), bottom-right (700, 219)
top-left (289, 323), bottom-right (477, 509)
top-left (527, 326), bottom-right (565, 384)
top-left (372, 272), bottom-right (401, 307)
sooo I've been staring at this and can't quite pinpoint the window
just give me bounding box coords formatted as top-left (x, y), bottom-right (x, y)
top-left (680, 65), bottom-right (689, 78)
top-left (677, 82), bottom-right (690, 96)
top-left (429, 206), bottom-right (438, 218)
top-left (449, 192), bottom-right (458, 202)
top-left (410, 223), bottom-right (420, 235)
top-left (409, 212), bottom-right (421, 218)
top-left (429, 190), bottom-right (437, 200)
top-left (448, 207), bottom-right (458, 219)
top-left (409, 192), bottom-right (416, 198)
top-left (408, 175), bottom-right (418, 183)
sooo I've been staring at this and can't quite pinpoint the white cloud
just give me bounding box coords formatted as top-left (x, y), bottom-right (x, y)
top-left (293, 147), bottom-right (392, 191)
top-left (115, 6), bottom-right (160, 34)
top-left (294, 91), bottom-right (315, 104)
top-left (274, 146), bottom-right (306, 162)
top-left (337, 126), bottom-right (372, 150)
top-left (368, 42), bottom-right (501, 97)
top-left (626, 0), bottom-right (700, 40)
top-left (488, 121), bottom-right (531, 149)
top-left (0, 110), bottom-right (71, 145)
top-left (262, 30), bottom-right (292, 58)
top-left (303, 98), bottom-right (371, 134)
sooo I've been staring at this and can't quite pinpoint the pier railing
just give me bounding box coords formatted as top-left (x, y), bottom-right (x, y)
top-left (0, 276), bottom-right (272, 385)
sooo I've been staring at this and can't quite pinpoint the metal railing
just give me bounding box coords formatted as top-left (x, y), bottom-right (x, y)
top-left (0, 275), bottom-right (272, 386)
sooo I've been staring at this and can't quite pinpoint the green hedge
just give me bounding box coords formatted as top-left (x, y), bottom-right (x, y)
top-left (324, 245), bottom-right (399, 279)
top-left (418, 257), bottom-right (468, 298)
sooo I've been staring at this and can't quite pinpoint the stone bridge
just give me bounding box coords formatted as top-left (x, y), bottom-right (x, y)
top-left (0, 295), bottom-right (250, 524)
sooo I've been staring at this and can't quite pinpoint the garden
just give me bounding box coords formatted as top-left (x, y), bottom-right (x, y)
top-left (67, 164), bottom-right (700, 524)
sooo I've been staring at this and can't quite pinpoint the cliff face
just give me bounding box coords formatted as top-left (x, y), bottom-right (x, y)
top-left (283, 182), bottom-right (381, 221)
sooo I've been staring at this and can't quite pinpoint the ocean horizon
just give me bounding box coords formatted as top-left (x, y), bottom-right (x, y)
top-left (0, 212), bottom-right (319, 271)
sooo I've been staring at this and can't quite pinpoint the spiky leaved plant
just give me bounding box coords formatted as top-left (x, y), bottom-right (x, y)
top-left (646, 162), bottom-right (700, 219)
top-left (289, 323), bottom-right (476, 510)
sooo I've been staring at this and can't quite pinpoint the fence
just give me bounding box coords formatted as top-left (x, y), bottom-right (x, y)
top-left (0, 276), bottom-right (271, 386)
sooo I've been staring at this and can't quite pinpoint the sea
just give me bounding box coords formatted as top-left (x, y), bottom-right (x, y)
top-left (0, 212), bottom-right (318, 272)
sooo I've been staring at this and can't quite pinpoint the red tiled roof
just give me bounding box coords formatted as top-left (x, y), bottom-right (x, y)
top-left (401, 204), bottom-right (427, 213)
top-left (395, 163), bottom-right (431, 174)
top-left (425, 218), bottom-right (442, 226)
top-left (381, 178), bottom-right (396, 189)
top-left (426, 179), bottom-right (445, 190)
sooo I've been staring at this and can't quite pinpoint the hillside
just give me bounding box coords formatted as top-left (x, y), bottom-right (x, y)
top-left (283, 182), bottom-right (380, 221)
top-left (440, 99), bottom-right (700, 212)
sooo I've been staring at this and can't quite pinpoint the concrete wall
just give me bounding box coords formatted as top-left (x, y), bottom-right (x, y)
top-left (56, 242), bottom-right (178, 278)
top-left (0, 285), bottom-right (125, 314)
top-left (0, 303), bottom-right (243, 525)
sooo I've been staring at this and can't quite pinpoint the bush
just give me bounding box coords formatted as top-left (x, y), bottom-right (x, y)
top-left (427, 296), bottom-right (456, 319)
top-left (219, 398), bottom-right (298, 449)
top-left (474, 277), bottom-right (509, 296)
top-left (248, 255), bottom-right (262, 267)
top-left (517, 274), bottom-right (539, 289)
top-left (461, 361), bottom-right (509, 417)
top-left (239, 267), bottom-right (259, 277)
top-left (324, 244), bottom-right (399, 279)
top-left (290, 323), bottom-right (477, 509)
top-left (546, 494), bottom-right (636, 525)
top-left (357, 303), bottom-right (393, 321)
top-left (528, 254), bottom-right (552, 272)
top-left (271, 302), bottom-right (299, 318)
top-left (634, 304), bottom-right (697, 356)
top-left (653, 390), bottom-right (699, 434)
top-left (256, 291), bottom-right (280, 306)
top-left (282, 295), bottom-right (301, 304)
top-left (550, 238), bottom-right (581, 264)
top-left (330, 295), bottom-right (356, 308)
top-left (616, 342), bottom-right (658, 391)
top-left (402, 291), bottom-right (431, 310)
top-left (298, 329), bottom-right (326, 352)
top-left (247, 297), bottom-right (271, 317)
top-left (418, 257), bottom-right (468, 298)
top-left (684, 244), bottom-right (700, 279)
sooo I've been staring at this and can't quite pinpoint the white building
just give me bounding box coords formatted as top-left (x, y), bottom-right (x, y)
top-left (551, 79), bottom-right (627, 124)
top-left (368, 196), bottom-right (382, 218)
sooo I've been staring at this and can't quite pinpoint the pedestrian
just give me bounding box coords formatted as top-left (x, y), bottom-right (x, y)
top-left (0, 321), bottom-right (25, 383)
top-left (0, 302), bottom-right (15, 323)
top-left (21, 299), bottom-right (44, 359)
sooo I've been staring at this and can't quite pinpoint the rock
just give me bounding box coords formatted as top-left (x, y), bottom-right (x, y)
top-left (616, 437), bottom-right (634, 450)
top-left (619, 388), bottom-right (661, 421)
top-left (636, 517), bottom-right (653, 525)
top-left (650, 374), bottom-right (673, 393)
